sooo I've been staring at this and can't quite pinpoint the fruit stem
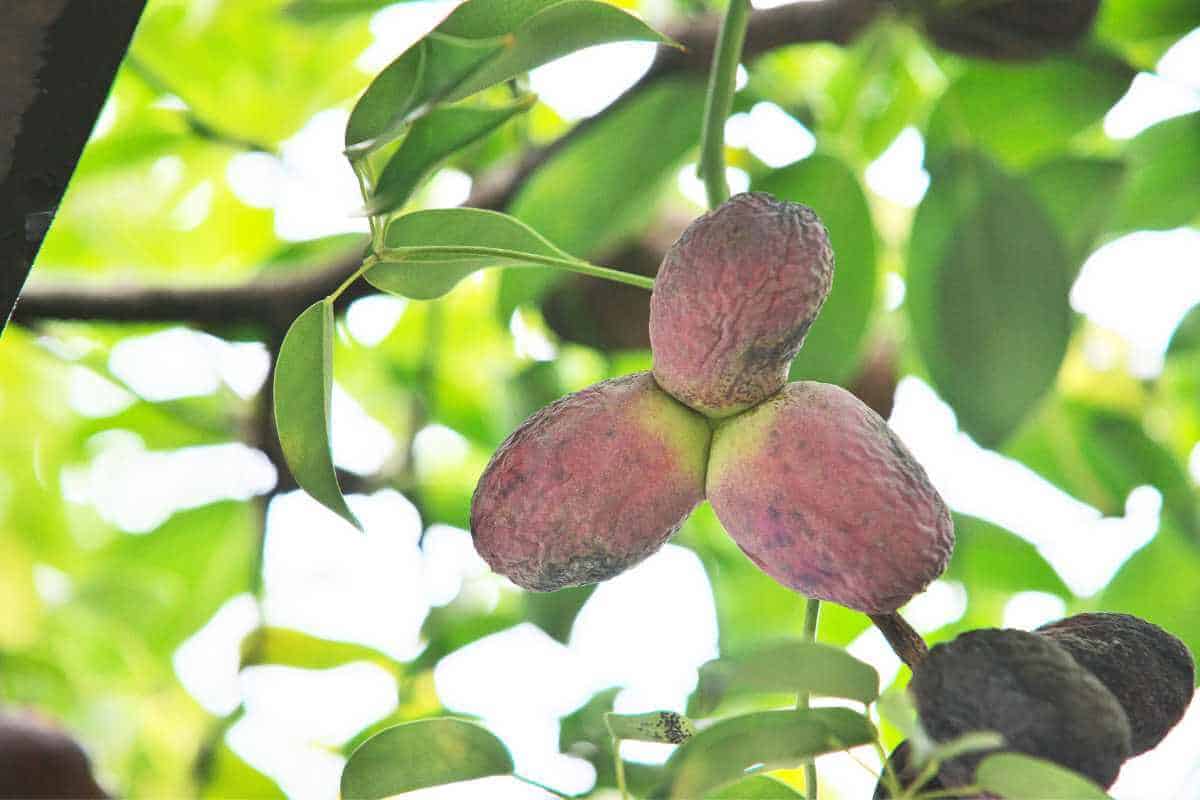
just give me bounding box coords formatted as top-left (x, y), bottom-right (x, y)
top-left (698, 0), bottom-right (749, 209)
top-left (869, 612), bottom-right (928, 669)
top-left (799, 598), bottom-right (821, 800)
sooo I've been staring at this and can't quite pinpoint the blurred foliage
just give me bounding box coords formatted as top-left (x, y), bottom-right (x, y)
top-left (3, 0), bottom-right (1199, 796)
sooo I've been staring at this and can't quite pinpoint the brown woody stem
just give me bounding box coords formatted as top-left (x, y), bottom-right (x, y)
top-left (869, 612), bottom-right (928, 669)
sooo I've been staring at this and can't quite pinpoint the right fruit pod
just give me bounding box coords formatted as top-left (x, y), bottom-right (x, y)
top-left (706, 381), bottom-right (954, 615)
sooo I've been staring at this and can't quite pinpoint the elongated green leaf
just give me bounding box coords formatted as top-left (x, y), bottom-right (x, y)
top-left (755, 153), bottom-right (878, 384)
top-left (274, 300), bottom-right (361, 529)
top-left (710, 775), bottom-right (806, 799)
top-left (606, 711), bottom-right (695, 744)
top-left (442, 1), bottom-right (670, 103)
top-left (659, 708), bottom-right (875, 799)
top-left (907, 152), bottom-right (1072, 446)
top-left (240, 627), bottom-right (400, 674)
top-left (1112, 112), bottom-right (1200, 233)
top-left (1027, 158), bottom-right (1127, 271)
top-left (346, 0), bottom-right (668, 149)
top-left (346, 34), bottom-right (501, 148)
top-left (976, 753), bottom-right (1112, 799)
top-left (367, 96), bottom-right (535, 215)
top-left (341, 719), bottom-right (514, 799)
top-left (690, 641), bottom-right (879, 718)
top-left (366, 208), bottom-right (577, 299)
top-left (924, 52), bottom-right (1135, 168)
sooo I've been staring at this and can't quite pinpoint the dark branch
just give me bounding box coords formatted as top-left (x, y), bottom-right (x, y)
top-left (11, 0), bottom-right (889, 330)
top-left (870, 612), bottom-right (929, 669)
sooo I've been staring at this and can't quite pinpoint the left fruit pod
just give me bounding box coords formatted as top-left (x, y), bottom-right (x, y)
top-left (471, 372), bottom-right (711, 591)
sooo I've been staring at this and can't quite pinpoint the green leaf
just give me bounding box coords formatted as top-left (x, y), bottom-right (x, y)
top-left (907, 151), bottom-right (1072, 446)
top-left (755, 153), bottom-right (878, 384)
top-left (946, 514), bottom-right (1070, 598)
top-left (240, 627), bottom-right (400, 674)
top-left (202, 742), bottom-right (285, 799)
top-left (366, 96), bottom-right (535, 215)
top-left (1027, 158), bottom-right (1127, 271)
top-left (1096, 0), bottom-right (1200, 66)
top-left (442, 1), bottom-right (671, 103)
top-left (1112, 112), bottom-right (1200, 233)
top-left (710, 775), bottom-right (807, 799)
top-left (606, 711), bottom-right (695, 744)
top-left (875, 690), bottom-right (932, 751)
top-left (345, 0), bottom-right (669, 149)
top-left (1007, 401), bottom-right (1199, 540)
top-left (341, 719), bottom-right (515, 799)
top-left (510, 77), bottom-right (707, 258)
top-left (346, 34), bottom-right (501, 148)
top-left (658, 708), bottom-right (875, 799)
top-left (976, 753), bottom-right (1113, 799)
top-left (690, 641), bottom-right (879, 718)
top-left (274, 300), bottom-right (361, 529)
top-left (366, 208), bottom-right (578, 299)
top-left (924, 52), bottom-right (1135, 168)
top-left (1167, 305), bottom-right (1200, 358)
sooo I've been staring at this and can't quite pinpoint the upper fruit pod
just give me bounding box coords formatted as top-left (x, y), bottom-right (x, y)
top-left (910, 628), bottom-right (1133, 790)
top-left (470, 372), bottom-right (710, 591)
top-left (706, 381), bottom-right (953, 613)
top-left (1037, 612), bottom-right (1196, 756)
top-left (649, 192), bottom-right (834, 418)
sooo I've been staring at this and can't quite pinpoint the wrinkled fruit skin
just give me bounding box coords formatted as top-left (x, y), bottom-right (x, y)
top-left (649, 192), bottom-right (833, 418)
top-left (1037, 612), bottom-right (1196, 756)
top-left (0, 711), bottom-right (108, 799)
top-left (471, 372), bottom-right (710, 591)
top-left (706, 381), bottom-right (953, 613)
top-left (924, 0), bottom-right (1101, 61)
top-left (910, 628), bottom-right (1133, 789)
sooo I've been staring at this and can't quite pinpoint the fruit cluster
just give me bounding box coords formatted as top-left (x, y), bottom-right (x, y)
top-left (876, 613), bottom-right (1196, 797)
top-left (471, 191), bottom-right (954, 614)
top-left (468, 193), bottom-right (1197, 794)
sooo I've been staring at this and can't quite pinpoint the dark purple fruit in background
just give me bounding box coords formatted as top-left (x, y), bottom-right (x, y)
top-left (649, 192), bottom-right (834, 418)
top-left (910, 628), bottom-right (1132, 789)
top-left (1037, 612), bottom-right (1196, 756)
top-left (923, 0), bottom-right (1102, 61)
top-left (0, 710), bottom-right (108, 799)
top-left (471, 371), bottom-right (710, 591)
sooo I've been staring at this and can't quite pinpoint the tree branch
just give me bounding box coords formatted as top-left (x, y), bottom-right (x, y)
top-left (11, 0), bottom-right (889, 329)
